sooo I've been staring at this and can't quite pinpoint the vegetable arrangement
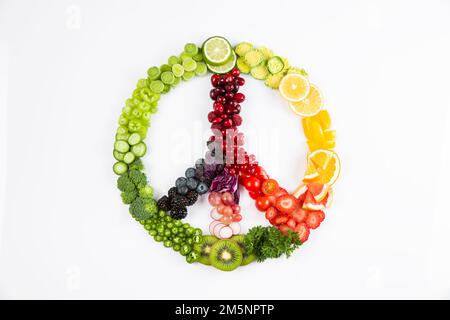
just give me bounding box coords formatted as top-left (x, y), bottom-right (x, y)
top-left (112, 36), bottom-right (340, 271)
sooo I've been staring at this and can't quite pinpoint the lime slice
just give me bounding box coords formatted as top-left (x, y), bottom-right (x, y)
top-left (182, 71), bottom-right (195, 81)
top-left (206, 51), bottom-right (236, 74)
top-left (171, 63), bottom-right (185, 77)
top-left (202, 36), bottom-right (232, 66)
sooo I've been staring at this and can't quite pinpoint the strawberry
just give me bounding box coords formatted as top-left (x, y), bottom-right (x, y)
top-left (273, 215), bottom-right (289, 226)
top-left (275, 194), bottom-right (298, 214)
top-left (265, 207), bottom-right (278, 221)
top-left (278, 224), bottom-right (291, 235)
top-left (295, 223), bottom-right (310, 243)
top-left (292, 207), bottom-right (308, 223)
top-left (317, 210), bottom-right (325, 222)
top-left (306, 211), bottom-right (322, 229)
top-left (286, 218), bottom-right (297, 229)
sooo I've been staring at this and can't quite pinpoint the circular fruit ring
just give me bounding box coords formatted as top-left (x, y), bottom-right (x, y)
top-left (112, 37), bottom-right (340, 271)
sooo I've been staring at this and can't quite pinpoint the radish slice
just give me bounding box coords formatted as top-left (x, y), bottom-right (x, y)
top-left (210, 208), bottom-right (223, 220)
top-left (213, 223), bottom-right (226, 238)
top-left (229, 222), bottom-right (241, 235)
top-left (219, 226), bottom-right (233, 239)
top-left (209, 221), bottom-right (221, 234)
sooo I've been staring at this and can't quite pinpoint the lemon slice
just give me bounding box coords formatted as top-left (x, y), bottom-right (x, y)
top-left (288, 84), bottom-right (323, 116)
top-left (279, 73), bottom-right (310, 102)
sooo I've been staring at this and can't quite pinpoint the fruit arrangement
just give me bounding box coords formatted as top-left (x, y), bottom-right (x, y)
top-left (112, 37), bottom-right (340, 271)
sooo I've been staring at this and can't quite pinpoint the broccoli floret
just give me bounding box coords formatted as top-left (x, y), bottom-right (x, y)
top-left (117, 174), bottom-right (135, 192)
top-left (121, 190), bottom-right (137, 204)
top-left (129, 197), bottom-right (151, 220)
top-left (128, 169), bottom-right (147, 189)
top-left (144, 198), bottom-right (158, 215)
top-left (139, 185), bottom-right (154, 198)
top-left (129, 158), bottom-right (144, 171)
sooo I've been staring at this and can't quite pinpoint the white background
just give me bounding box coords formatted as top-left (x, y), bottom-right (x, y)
top-left (0, 0), bottom-right (449, 299)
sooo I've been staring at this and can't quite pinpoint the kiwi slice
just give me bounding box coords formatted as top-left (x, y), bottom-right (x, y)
top-left (210, 240), bottom-right (242, 271)
top-left (193, 235), bottom-right (218, 265)
top-left (231, 235), bottom-right (255, 266)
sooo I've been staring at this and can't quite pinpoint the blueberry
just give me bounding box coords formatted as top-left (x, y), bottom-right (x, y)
top-left (186, 177), bottom-right (198, 190)
top-left (175, 177), bottom-right (187, 188)
top-left (196, 182), bottom-right (208, 194)
top-left (177, 185), bottom-right (189, 195)
top-left (185, 167), bottom-right (196, 178)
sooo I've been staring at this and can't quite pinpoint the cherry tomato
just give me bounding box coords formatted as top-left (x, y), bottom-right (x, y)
top-left (254, 165), bottom-right (269, 181)
top-left (275, 194), bottom-right (298, 214)
top-left (243, 176), bottom-right (261, 192)
top-left (249, 190), bottom-right (262, 200)
top-left (255, 196), bottom-right (271, 211)
top-left (261, 179), bottom-right (279, 196)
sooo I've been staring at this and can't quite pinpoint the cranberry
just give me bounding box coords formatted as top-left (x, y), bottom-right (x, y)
top-left (210, 89), bottom-right (218, 100)
top-left (236, 77), bottom-right (245, 86)
top-left (231, 68), bottom-right (240, 77)
top-left (234, 92), bottom-right (245, 103)
top-left (225, 74), bottom-right (234, 83)
top-left (207, 111), bottom-right (217, 122)
top-left (212, 117), bottom-right (222, 124)
top-left (226, 107), bottom-right (236, 115)
top-left (232, 84), bottom-right (239, 93)
top-left (220, 114), bottom-right (228, 120)
top-left (225, 92), bottom-right (234, 100)
top-left (216, 96), bottom-right (226, 104)
top-left (211, 74), bottom-right (221, 87)
top-left (232, 114), bottom-right (242, 126)
top-left (235, 104), bottom-right (241, 113)
top-left (224, 84), bottom-right (234, 92)
top-left (213, 102), bottom-right (224, 114)
top-left (223, 118), bottom-right (233, 128)
top-left (211, 123), bottom-right (221, 130)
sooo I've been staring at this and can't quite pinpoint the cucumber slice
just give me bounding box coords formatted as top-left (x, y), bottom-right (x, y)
top-left (264, 72), bottom-right (285, 89)
top-left (168, 55), bottom-right (180, 66)
top-left (123, 152), bottom-right (136, 164)
top-left (147, 66), bottom-right (160, 80)
top-left (182, 71), bottom-right (195, 81)
top-left (244, 49), bottom-right (264, 68)
top-left (236, 57), bottom-right (251, 74)
top-left (161, 71), bottom-right (175, 84)
top-left (195, 62), bottom-right (208, 76)
top-left (206, 51), bottom-right (237, 74)
top-left (113, 162), bottom-right (128, 175)
top-left (114, 140), bottom-right (130, 153)
top-left (267, 56), bottom-right (284, 74)
top-left (202, 36), bottom-right (232, 66)
top-left (250, 63), bottom-right (269, 80)
top-left (257, 47), bottom-right (273, 59)
top-left (160, 64), bottom-right (172, 72)
top-left (113, 150), bottom-right (125, 161)
top-left (128, 132), bottom-right (142, 146)
top-left (182, 58), bottom-right (197, 72)
top-left (235, 42), bottom-right (253, 57)
top-left (149, 80), bottom-right (164, 93)
top-left (115, 132), bottom-right (130, 141)
top-left (131, 142), bottom-right (147, 157)
top-left (171, 64), bottom-right (185, 77)
top-left (184, 43), bottom-right (199, 56)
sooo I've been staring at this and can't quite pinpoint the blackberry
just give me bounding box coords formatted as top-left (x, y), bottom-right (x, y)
top-left (157, 195), bottom-right (171, 212)
top-left (171, 194), bottom-right (189, 208)
top-left (170, 207), bottom-right (187, 220)
top-left (168, 187), bottom-right (178, 198)
top-left (185, 190), bottom-right (198, 206)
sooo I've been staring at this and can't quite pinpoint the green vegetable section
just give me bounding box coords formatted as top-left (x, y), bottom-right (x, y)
top-left (234, 41), bottom-right (309, 89)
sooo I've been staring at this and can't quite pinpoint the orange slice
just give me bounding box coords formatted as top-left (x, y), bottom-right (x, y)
top-left (303, 149), bottom-right (341, 186)
top-left (279, 73), bottom-right (310, 102)
top-left (288, 84), bottom-right (323, 116)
